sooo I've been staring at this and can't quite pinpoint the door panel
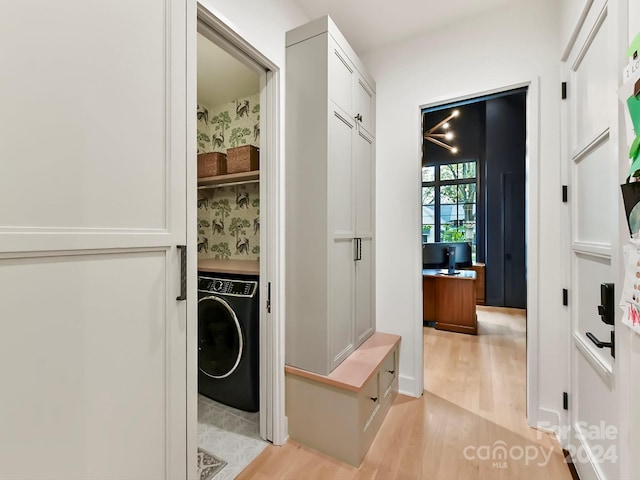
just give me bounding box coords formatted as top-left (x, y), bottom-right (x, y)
top-left (0, 253), bottom-right (168, 479)
top-left (573, 12), bottom-right (609, 150)
top-left (355, 127), bottom-right (374, 236)
top-left (503, 172), bottom-right (526, 308)
top-left (329, 107), bottom-right (356, 369)
top-left (575, 253), bottom-right (614, 368)
top-left (329, 109), bottom-right (355, 235)
top-left (354, 76), bottom-right (375, 136)
top-left (330, 238), bottom-right (355, 368)
top-left (0, 0), bottom-right (168, 230)
top-left (354, 126), bottom-right (374, 345)
top-left (575, 140), bottom-right (614, 244)
top-left (329, 40), bottom-right (354, 114)
top-left (0, 1), bottom-right (187, 478)
top-left (574, 351), bottom-right (617, 480)
top-left (355, 237), bottom-right (374, 345)
top-left (566, 3), bottom-right (618, 479)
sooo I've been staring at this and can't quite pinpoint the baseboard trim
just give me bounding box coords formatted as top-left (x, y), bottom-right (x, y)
top-left (536, 407), bottom-right (562, 433)
top-left (563, 449), bottom-right (581, 480)
top-left (398, 374), bottom-right (421, 398)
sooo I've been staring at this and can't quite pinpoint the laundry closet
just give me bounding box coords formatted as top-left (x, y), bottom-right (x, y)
top-left (195, 29), bottom-right (267, 480)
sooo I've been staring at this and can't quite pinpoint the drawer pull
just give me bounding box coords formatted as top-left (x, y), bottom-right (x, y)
top-left (387, 370), bottom-right (395, 375)
top-left (370, 396), bottom-right (378, 402)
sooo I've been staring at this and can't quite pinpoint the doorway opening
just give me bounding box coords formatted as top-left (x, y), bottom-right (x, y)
top-left (195, 24), bottom-right (268, 477)
top-left (420, 87), bottom-right (531, 428)
top-left (191, 7), bottom-right (285, 478)
top-left (421, 87), bottom-right (528, 309)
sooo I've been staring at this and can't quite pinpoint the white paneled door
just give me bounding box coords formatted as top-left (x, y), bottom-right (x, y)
top-left (0, 1), bottom-right (188, 479)
top-left (563, 1), bottom-right (619, 479)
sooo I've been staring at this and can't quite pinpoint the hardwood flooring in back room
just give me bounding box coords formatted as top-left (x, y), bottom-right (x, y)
top-left (238, 306), bottom-right (572, 479)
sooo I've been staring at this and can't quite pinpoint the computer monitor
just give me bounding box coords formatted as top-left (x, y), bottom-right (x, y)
top-left (422, 242), bottom-right (473, 269)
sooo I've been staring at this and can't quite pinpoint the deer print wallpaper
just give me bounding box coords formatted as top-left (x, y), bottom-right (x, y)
top-left (196, 93), bottom-right (260, 262)
top-left (197, 93), bottom-right (260, 154)
top-left (197, 183), bottom-right (260, 261)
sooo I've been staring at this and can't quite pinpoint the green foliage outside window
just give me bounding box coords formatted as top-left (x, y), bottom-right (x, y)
top-left (441, 224), bottom-right (466, 242)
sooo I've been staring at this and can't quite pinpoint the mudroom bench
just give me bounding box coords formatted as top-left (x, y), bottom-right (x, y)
top-left (284, 332), bottom-right (401, 466)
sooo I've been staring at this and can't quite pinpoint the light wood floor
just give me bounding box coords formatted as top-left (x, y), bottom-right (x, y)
top-left (238, 307), bottom-right (572, 479)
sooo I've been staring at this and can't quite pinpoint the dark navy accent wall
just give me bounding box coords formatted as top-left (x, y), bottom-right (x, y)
top-left (484, 92), bottom-right (527, 308)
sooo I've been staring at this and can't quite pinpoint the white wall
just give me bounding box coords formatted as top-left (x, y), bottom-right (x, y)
top-left (362, 0), bottom-right (565, 423)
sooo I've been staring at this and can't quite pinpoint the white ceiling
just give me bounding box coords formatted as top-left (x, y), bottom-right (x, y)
top-left (197, 0), bottom-right (521, 105)
top-left (197, 33), bottom-right (259, 109)
top-left (290, 0), bottom-right (523, 55)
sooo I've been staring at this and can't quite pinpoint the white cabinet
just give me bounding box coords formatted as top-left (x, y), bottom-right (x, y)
top-left (285, 16), bottom-right (376, 375)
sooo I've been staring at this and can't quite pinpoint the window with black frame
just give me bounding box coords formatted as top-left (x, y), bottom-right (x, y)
top-left (422, 161), bottom-right (477, 260)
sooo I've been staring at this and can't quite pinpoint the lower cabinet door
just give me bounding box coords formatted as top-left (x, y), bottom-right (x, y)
top-left (380, 349), bottom-right (397, 399)
top-left (359, 372), bottom-right (380, 432)
top-left (355, 236), bottom-right (374, 346)
top-left (329, 238), bottom-right (355, 370)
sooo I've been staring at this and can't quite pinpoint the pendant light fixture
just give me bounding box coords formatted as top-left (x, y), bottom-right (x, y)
top-left (424, 109), bottom-right (459, 154)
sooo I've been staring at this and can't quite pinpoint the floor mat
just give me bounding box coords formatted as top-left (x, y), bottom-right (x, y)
top-left (198, 448), bottom-right (227, 480)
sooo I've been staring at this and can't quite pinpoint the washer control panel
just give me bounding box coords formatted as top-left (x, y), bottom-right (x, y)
top-left (198, 276), bottom-right (258, 298)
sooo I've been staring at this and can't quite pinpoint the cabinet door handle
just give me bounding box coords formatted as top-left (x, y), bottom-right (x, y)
top-left (370, 396), bottom-right (378, 402)
top-left (387, 370), bottom-right (395, 375)
top-left (176, 245), bottom-right (187, 301)
top-left (353, 237), bottom-right (362, 261)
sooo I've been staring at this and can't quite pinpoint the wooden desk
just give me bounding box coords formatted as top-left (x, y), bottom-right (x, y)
top-left (460, 262), bottom-right (485, 305)
top-left (423, 269), bottom-right (477, 335)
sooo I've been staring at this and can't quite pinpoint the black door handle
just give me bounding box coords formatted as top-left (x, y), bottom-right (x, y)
top-left (586, 331), bottom-right (615, 358)
top-left (176, 245), bottom-right (187, 301)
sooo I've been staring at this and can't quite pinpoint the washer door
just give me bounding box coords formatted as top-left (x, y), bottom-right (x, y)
top-left (198, 295), bottom-right (244, 379)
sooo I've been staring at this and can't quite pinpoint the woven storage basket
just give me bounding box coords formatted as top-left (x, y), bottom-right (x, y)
top-left (226, 145), bottom-right (259, 173)
top-left (197, 152), bottom-right (227, 178)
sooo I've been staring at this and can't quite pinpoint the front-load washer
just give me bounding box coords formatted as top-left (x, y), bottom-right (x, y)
top-left (198, 272), bottom-right (259, 412)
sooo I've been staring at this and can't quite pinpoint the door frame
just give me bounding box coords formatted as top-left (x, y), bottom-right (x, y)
top-left (417, 79), bottom-right (541, 425)
top-left (188, 4), bottom-right (285, 477)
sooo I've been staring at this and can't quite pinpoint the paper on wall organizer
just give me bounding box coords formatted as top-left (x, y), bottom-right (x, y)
top-left (618, 34), bottom-right (640, 237)
top-left (620, 242), bottom-right (640, 335)
top-left (619, 32), bottom-right (640, 175)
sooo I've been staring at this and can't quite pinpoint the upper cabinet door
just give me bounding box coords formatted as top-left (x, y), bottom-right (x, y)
top-left (354, 75), bottom-right (375, 137)
top-left (328, 106), bottom-right (356, 236)
top-left (354, 127), bottom-right (374, 237)
top-left (329, 40), bottom-right (354, 114)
